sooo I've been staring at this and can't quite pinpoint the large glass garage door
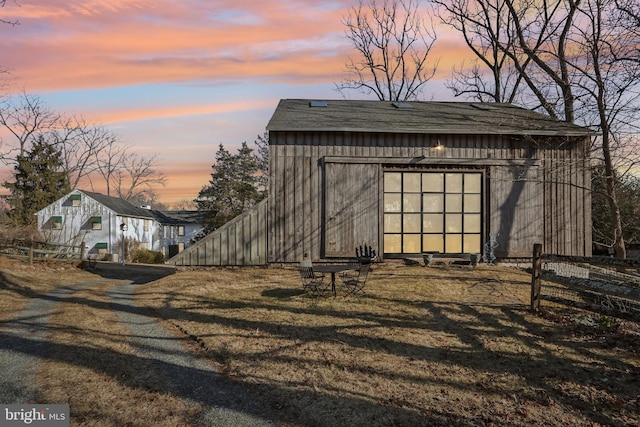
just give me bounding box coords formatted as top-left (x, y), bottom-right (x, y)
top-left (383, 171), bottom-right (483, 255)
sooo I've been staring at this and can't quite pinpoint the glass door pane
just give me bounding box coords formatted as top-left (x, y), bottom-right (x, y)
top-left (403, 235), bottom-right (421, 253)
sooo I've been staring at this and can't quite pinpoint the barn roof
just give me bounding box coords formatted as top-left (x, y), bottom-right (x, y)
top-left (266, 99), bottom-right (593, 137)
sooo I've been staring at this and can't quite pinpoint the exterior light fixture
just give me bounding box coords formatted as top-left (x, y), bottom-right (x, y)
top-left (120, 222), bottom-right (128, 266)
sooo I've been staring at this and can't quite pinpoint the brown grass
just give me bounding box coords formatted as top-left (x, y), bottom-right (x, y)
top-left (37, 281), bottom-right (201, 426)
top-left (0, 256), bottom-right (96, 321)
top-left (2, 258), bottom-right (639, 426)
top-left (137, 261), bottom-right (640, 427)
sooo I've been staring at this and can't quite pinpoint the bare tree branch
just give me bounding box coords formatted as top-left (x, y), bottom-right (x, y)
top-left (0, 92), bottom-right (59, 161)
top-left (337, 0), bottom-right (439, 101)
top-left (433, 0), bottom-right (640, 257)
top-left (114, 153), bottom-right (166, 203)
top-left (0, 0), bottom-right (20, 26)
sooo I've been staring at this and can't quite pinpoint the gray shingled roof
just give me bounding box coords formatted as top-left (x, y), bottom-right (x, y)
top-left (81, 191), bottom-right (157, 219)
top-left (266, 99), bottom-right (593, 137)
top-left (152, 210), bottom-right (204, 225)
top-left (81, 191), bottom-right (203, 225)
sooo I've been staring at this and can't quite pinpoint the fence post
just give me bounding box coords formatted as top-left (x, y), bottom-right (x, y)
top-left (29, 245), bottom-right (33, 265)
top-left (80, 241), bottom-right (85, 260)
top-left (531, 243), bottom-right (542, 313)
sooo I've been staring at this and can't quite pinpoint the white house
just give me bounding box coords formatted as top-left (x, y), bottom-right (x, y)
top-left (36, 190), bottom-right (204, 261)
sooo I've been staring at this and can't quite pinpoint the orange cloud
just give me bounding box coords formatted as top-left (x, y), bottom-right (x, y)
top-left (156, 160), bottom-right (212, 205)
top-left (2, 1), bottom-right (349, 92)
top-left (0, 0), bottom-right (482, 207)
top-left (94, 99), bottom-right (276, 125)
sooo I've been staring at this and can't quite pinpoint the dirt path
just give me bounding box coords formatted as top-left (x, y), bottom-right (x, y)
top-left (0, 265), bottom-right (275, 426)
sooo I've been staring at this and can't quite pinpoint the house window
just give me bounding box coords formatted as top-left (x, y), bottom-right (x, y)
top-left (178, 226), bottom-right (185, 237)
top-left (95, 242), bottom-right (108, 254)
top-left (70, 194), bottom-right (81, 207)
top-left (143, 219), bottom-right (149, 231)
top-left (51, 216), bottom-right (63, 230)
top-left (178, 242), bottom-right (185, 252)
top-left (91, 216), bottom-right (102, 230)
top-left (383, 171), bottom-right (483, 255)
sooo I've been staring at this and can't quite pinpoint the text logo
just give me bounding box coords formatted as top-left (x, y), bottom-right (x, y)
top-left (1, 405), bottom-right (69, 427)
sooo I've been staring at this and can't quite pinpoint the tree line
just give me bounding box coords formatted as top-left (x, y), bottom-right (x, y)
top-left (0, 92), bottom-right (166, 226)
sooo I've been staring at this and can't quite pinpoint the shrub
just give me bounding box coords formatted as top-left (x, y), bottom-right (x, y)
top-left (130, 249), bottom-right (165, 264)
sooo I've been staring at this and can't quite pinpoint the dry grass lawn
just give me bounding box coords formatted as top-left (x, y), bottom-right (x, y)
top-left (137, 261), bottom-right (639, 427)
top-left (1, 257), bottom-right (639, 426)
top-left (0, 257), bottom-right (96, 322)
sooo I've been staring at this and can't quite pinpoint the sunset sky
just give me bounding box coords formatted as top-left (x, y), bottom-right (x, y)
top-left (0, 0), bottom-right (470, 206)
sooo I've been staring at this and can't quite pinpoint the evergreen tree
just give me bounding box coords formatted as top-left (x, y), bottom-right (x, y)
top-left (197, 142), bottom-right (264, 233)
top-left (3, 136), bottom-right (70, 225)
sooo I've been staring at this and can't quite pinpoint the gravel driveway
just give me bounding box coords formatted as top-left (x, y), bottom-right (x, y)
top-left (0, 264), bottom-right (275, 426)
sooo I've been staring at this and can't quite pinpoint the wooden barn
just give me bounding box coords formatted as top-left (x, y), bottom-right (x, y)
top-left (169, 99), bottom-right (593, 266)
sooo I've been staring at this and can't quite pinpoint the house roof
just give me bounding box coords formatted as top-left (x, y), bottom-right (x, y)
top-left (80, 191), bottom-right (157, 219)
top-left (152, 210), bottom-right (204, 225)
top-left (80, 191), bottom-right (204, 225)
top-left (266, 99), bottom-right (594, 137)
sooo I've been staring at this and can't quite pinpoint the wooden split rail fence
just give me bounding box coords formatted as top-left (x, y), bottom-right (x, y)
top-left (530, 243), bottom-right (640, 321)
top-left (0, 240), bottom-right (85, 264)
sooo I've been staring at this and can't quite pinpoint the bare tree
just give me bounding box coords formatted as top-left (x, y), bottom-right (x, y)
top-left (171, 198), bottom-right (197, 211)
top-left (337, 0), bottom-right (439, 101)
top-left (615, 0), bottom-right (640, 29)
top-left (433, 0), bottom-right (640, 258)
top-left (93, 134), bottom-right (128, 196)
top-left (49, 116), bottom-right (119, 189)
top-left (0, 92), bottom-right (59, 160)
top-left (0, 92), bottom-right (167, 205)
top-left (433, 0), bottom-right (534, 103)
top-left (113, 152), bottom-right (166, 203)
top-left (434, 0), bottom-right (581, 120)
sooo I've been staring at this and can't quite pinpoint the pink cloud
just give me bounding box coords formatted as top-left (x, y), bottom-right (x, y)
top-left (0, 0), bottom-right (478, 206)
top-left (2, 1), bottom-right (349, 92)
top-left (93, 99), bottom-right (277, 125)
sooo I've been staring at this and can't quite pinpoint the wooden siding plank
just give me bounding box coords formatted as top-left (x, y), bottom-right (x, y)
top-left (489, 165), bottom-right (543, 257)
top-left (324, 163), bottom-right (379, 257)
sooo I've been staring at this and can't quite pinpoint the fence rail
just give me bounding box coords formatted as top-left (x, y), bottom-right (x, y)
top-left (0, 240), bottom-right (85, 264)
top-left (530, 243), bottom-right (640, 321)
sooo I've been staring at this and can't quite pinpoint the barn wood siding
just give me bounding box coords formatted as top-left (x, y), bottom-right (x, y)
top-left (324, 162), bottom-right (380, 257)
top-left (168, 198), bottom-right (268, 266)
top-left (269, 131), bottom-right (591, 263)
top-left (541, 137), bottom-right (592, 257)
top-left (489, 164), bottom-right (543, 257)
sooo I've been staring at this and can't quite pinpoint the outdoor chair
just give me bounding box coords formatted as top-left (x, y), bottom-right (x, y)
top-left (340, 262), bottom-right (371, 297)
top-left (299, 260), bottom-right (329, 297)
